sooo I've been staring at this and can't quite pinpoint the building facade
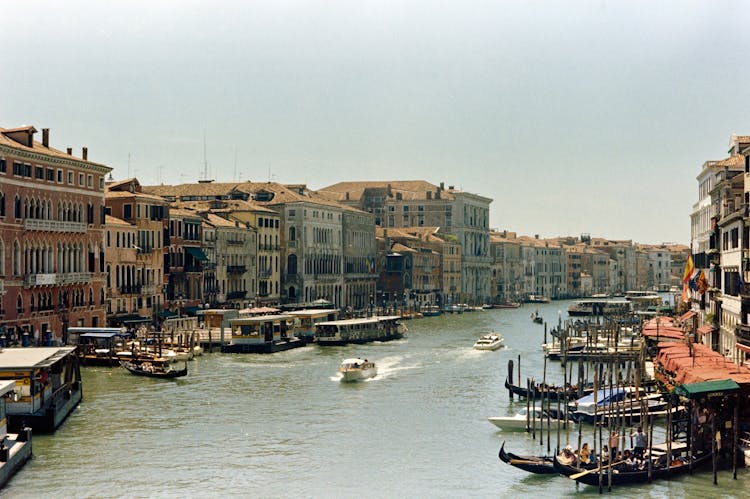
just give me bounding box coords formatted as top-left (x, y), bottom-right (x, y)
top-left (0, 126), bottom-right (111, 344)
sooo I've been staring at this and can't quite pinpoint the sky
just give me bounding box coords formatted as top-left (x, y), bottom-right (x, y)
top-left (3, 1), bottom-right (750, 245)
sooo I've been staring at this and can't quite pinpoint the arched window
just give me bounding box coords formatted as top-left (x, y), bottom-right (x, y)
top-left (289, 227), bottom-right (296, 241)
top-left (287, 254), bottom-right (297, 275)
top-left (16, 295), bottom-right (23, 314)
top-left (13, 240), bottom-right (21, 276)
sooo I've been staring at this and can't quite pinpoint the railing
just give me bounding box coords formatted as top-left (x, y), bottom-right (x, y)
top-left (119, 285), bottom-right (142, 295)
top-left (226, 290), bottom-right (247, 299)
top-left (226, 240), bottom-right (245, 246)
top-left (227, 265), bottom-right (247, 274)
top-left (141, 284), bottom-right (155, 295)
top-left (24, 219), bottom-right (87, 233)
top-left (25, 272), bottom-right (94, 287)
top-left (736, 324), bottom-right (750, 345)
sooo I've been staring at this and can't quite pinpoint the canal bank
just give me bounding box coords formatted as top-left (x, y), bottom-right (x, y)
top-left (4, 301), bottom-right (750, 497)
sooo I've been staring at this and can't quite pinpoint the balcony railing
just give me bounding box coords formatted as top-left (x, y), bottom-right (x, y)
top-left (24, 272), bottom-right (93, 287)
top-left (24, 219), bottom-right (87, 233)
top-left (119, 285), bottom-right (142, 295)
top-left (737, 324), bottom-right (750, 346)
top-left (226, 240), bottom-right (245, 246)
top-left (226, 290), bottom-right (247, 300)
top-left (227, 265), bottom-right (247, 274)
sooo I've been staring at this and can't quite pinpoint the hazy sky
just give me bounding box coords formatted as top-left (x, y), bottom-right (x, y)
top-left (3, 1), bottom-right (750, 245)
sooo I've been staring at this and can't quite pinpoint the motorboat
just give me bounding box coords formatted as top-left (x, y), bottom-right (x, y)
top-left (339, 358), bottom-right (377, 382)
top-left (473, 333), bottom-right (504, 351)
top-left (487, 407), bottom-right (565, 430)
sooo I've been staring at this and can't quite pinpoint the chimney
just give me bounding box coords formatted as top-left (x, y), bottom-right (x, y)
top-left (387, 183), bottom-right (393, 196)
top-left (448, 185), bottom-right (454, 190)
top-left (440, 182), bottom-right (445, 190)
top-left (82, 147), bottom-right (88, 160)
top-left (535, 234), bottom-right (539, 239)
top-left (345, 192), bottom-right (350, 200)
top-left (66, 147), bottom-right (73, 155)
top-left (42, 128), bottom-right (49, 147)
top-left (426, 191), bottom-right (432, 200)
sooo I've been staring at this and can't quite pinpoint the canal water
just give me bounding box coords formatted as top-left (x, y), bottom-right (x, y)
top-left (4, 300), bottom-right (749, 498)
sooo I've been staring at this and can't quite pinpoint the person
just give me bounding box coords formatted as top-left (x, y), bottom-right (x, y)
top-left (609, 430), bottom-right (619, 457)
top-left (601, 444), bottom-right (609, 463)
top-left (633, 426), bottom-right (646, 458)
top-left (579, 442), bottom-right (591, 465)
top-left (558, 445), bottom-right (576, 466)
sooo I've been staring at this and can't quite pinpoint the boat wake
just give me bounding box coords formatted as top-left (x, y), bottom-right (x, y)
top-left (372, 355), bottom-right (420, 380)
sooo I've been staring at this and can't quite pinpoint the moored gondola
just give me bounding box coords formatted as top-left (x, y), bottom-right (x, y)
top-left (504, 377), bottom-right (594, 401)
top-left (498, 442), bottom-right (556, 474)
top-left (553, 450), bottom-right (712, 487)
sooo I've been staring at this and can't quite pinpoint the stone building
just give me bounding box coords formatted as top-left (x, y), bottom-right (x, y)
top-left (318, 180), bottom-right (492, 304)
top-left (105, 178), bottom-right (169, 326)
top-left (0, 126), bottom-right (111, 344)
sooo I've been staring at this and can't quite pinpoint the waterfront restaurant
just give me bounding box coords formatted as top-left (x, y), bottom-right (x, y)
top-left (0, 347), bottom-right (82, 433)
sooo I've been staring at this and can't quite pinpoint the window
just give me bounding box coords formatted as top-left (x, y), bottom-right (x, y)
top-left (123, 204), bottom-right (132, 219)
top-left (68, 172), bottom-right (73, 184)
top-left (0, 158), bottom-right (5, 173)
top-left (57, 169), bottom-right (63, 182)
top-left (87, 174), bottom-right (93, 187)
top-left (35, 166), bottom-right (44, 179)
top-left (46, 168), bottom-right (54, 181)
top-left (13, 161), bottom-right (22, 176)
top-left (79, 173), bottom-right (84, 186)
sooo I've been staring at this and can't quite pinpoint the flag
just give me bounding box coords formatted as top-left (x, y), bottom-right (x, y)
top-left (682, 255), bottom-right (694, 284)
top-left (697, 271), bottom-right (709, 294)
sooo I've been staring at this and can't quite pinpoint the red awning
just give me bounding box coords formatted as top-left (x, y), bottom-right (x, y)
top-left (697, 325), bottom-right (716, 335)
top-left (679, 310), bottom-right (697, 322)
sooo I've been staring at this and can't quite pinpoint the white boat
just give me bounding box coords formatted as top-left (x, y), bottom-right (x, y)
top-left (339, 358), bottom-right (377, 382)
top-left (487, 407), bottom-right (559, 430)
top-left (473, 333), bottom-right (504, 351)
top-left (567, 299), bottom-right (632, 317)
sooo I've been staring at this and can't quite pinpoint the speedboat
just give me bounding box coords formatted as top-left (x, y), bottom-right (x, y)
top-left (473, 333), bottom-right (504, 350)
top-left (488, 407), bottom-right (564, 430)
top-left (339, 358), bottom-right (377, 382)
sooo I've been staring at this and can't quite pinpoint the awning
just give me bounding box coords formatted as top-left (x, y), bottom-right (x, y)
top-left (674, 379), bottom-right (740, 399)
top-left (185, 246), bottom-right (208, 261)
top-left (697, 325), bottom-right (716, 335)
top-left (679, 310), bottom-right (697, 322)
top-left (158, 310), bottom-right (178, 318)
top-left (182, 306), bottom-right (200, 315)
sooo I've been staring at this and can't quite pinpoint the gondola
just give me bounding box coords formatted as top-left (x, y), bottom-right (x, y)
top-left (552, 451), bottom-right (712, 487)
top-left (120, 360), bottom-right (188, 379)
top-left (504, 377), bottom-right (594, 401)
top-left (498, 442), bottom-right (556, 474)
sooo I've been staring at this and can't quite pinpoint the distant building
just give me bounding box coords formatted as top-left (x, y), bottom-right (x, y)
top-left (318, 180), bottom-right (493, 303)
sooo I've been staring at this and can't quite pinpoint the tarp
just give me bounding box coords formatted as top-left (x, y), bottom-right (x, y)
top-left (674, 379), bottom-right (739, 399)
top-left (185, 246), bottom-right (208, 261)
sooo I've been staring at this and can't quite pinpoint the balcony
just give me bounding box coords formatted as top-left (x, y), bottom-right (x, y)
top-left (226, 290), bottom-right (247, 300)
top-left (119, 285), bottom-right (142, 295)
top-left (24, 219), bottom-right (87, 233)
top-left (24, 272), bottom-right (93, 287)
top-left (227, 265), bottom-right (247, 274)
top-left (737, 324), bottom-right (750, 346)
top-left (226, 240), bottom-right (245, 246)
top-left (141, 284), bottom-right (155, 295)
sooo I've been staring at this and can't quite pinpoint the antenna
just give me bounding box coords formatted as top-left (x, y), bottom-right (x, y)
top-left (202, 130), bottom-right (209, 181)
top-left (157, 165), bottom-right (164, 185)
top-left (233, 147), bottom-right (238, 182)
top-left (127, 153), bottom-right (132, 178)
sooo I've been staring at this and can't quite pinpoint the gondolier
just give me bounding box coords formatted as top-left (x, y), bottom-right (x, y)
top-left (633, 426), bottom-right (646, 458)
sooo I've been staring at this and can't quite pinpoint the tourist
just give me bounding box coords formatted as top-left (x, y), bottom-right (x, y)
top-left (601, 444), bottom-right (609, 463)
top-left (558, 445), bottom-right (576, 466)
top-left (579, 442), bottom-right (591, 465)
top-left (633, 426), bottom-right (646, 458)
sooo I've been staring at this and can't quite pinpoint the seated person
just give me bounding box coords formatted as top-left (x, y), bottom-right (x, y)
top-left (558, 446), bottom-right (576, 466)
top-left (579, 442), bottom-right (591, 465)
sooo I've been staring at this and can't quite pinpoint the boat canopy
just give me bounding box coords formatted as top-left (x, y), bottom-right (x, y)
top-left (341, 358), bottom-right (367, 365)
top-left (573, 387), bottom-right (628, 405)
top-left (79, 332), bottom-right (131, 339)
